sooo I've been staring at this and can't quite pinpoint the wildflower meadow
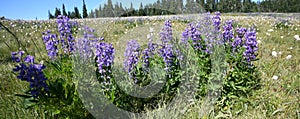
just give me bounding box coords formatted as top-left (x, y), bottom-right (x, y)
top-left (0, 12), bottom-right (299, 119)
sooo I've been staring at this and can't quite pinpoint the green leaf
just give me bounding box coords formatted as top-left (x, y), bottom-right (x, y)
top-left (15, 94), bottom-right (32, 98)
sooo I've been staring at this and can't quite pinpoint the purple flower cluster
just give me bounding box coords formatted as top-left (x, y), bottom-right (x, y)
top-left (194, 12), bottom-right (221, 54)
top-left (212, 11), bottom-right (221, 31)
top-left (159, 44), bottom-right (176, 72)
top-left (181, 27), bottom-right (189, 44)
top-left (42, 15), bottom-right (77, 59)
top-left (11, 51), bottom-right (48, 98)
top-left (57, 15), bottom-right (75, 54)
top-left (160, 20), bottom-right (173, 44)
top-left (95, 42), bottom-right (114, 80)
top-left (159, 21), bottom-right (178, 72)
top-left (181, 23), bottom-right (203, 51)
top-left (83, 26), bottom-right (98, 40)
top-left (124, 40), bottom-right (140, 74)
top-left (42, 30), bottom-right (58, 60)
top-left (232, 28), bottom-right (246, 51)
top-left (222, 20), bottom-right (234, 43)
top-left (243, 28), bottom-right (258, 62)
top-left (74, 26), bottom-right (102, 59)
top-left (142, 48), bottom-right (150, 70)
top-left (75, 38), bottom-right (94, 59)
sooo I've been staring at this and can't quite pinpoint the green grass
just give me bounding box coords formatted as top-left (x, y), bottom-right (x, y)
top-left (0, 14), bottom-right (299, 118)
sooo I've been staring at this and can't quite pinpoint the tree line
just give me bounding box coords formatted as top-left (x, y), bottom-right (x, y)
top-left (48, 0), bottom-right (88, 19)
top-left (48, 0), bottom-right (300, 19)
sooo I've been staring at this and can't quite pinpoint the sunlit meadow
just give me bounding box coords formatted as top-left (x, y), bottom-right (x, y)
top-left (0, 13), bottom-right (299, 118)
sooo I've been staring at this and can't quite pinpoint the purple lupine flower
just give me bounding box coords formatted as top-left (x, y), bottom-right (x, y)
top-left (57, 15), bottom-right (75, 54)
top-left (83, 26), bottom-right (97, 39)
top-left (232, 28), bottom-right (247, 51)
top-left (222, 20), bottom-right (234, 43)
top-left (75, 38), bottom-right (94, 59)
top-left (189, 24), bottom-right (203, 51)
top-left (42, 30), bottom-right (58, 60)
top-left (24, 55), bottom-right (34, 63)
top-left (213, 11), bottom-right (221, 32)
top-left (95, 42), bottom-right (114, 80)
top-left (243, 28), bottom-right (258, 63)
top-left (11, 51), bottom-right (48, 98)
top-left (159, 44), bottom-right (177, 73)
top-left (195, 12), bottom-right (220, 54)
top-left (160, 20), bottom-right (173, 44)
top-left (181, 23), bottom-right (204, 52)
top-left (11, 50), bottom-right (25, 63)
top-left (181, 27), bottom-right (189, 44)
top-left (147, 29), bottom-right (158, 58)
top-left (124, 40), bottom-right (140, 74)
top-left (142, 48), bottom-right (150, 70)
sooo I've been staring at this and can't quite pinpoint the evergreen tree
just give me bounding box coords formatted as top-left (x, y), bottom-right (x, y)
top-left (67, 11), bottom-right (71, 18)
top-left (156, 0), bottom-right (161, 9)
top-left (114, 2), bottom-right (121, 17)
top-left (98, 5), bottom-right (102, 17)
top-left (54, 7), bottom-right (61, 18)
top-left (119, 3), bottom-right (126, 15)
top-left (68, 11), bottom-right (76, 19)
top-left (62, 4), bottom-right (68, 16)
top-left (48, 10), bottom-right (55, 19)
top-left (168, 0), bottom-right (176, 13)
top-left (106, 0), bottom-right (114, 17)
top-left (83, 0), bottom-right (88, 18)
top-left (195, 0), bottom-right (205, 13)
top-left (177, 0), bottom-right (184, 13)
top-left (95, 9), bottom-right (99, 18)
top-left (138, 2), bottom-right (146, 16)
top-left (74, 7), bottom-right (81, 18)
top-left (89, 10), bottom-right (95, 18)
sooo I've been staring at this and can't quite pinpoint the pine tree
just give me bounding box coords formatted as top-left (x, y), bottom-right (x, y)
top-left (62, 4), bottom-right (68, 16)
top-left (83, 0), bottom-right (88, 18)
top-left (177, 0), bottom-right (183, 13)
top-left (130, 2), bottom-right (134, 12)
top-left (48, 10), bottom-right (55, 19)
top-left (95, 9), bottom-right (99, 18)
top-left (106, 0), bottom-right (114, 17)
top-left (119, 3), bottom-right (125, 16)
top-left (89, 10), bottom-right (95, 18)
top-left (74, 7), bottom-right (81, 18)
top-left (169, 0), bottom-right (176, 13)
top-left (54, 8), bottom-right (61, 18)
top-left (98, 5), bottom-right (102, 17)
top-left (138, 2), bottom-right (146, 16)
top-left (67, 11), bottom-right (71, 18)
top-left (114, 2), bottom-right (120, 17)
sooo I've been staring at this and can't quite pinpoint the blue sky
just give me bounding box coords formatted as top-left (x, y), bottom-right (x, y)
top-left (0, 0), bottom-right (158, 20)
top-left (0, 0), bottom-right (258, 20)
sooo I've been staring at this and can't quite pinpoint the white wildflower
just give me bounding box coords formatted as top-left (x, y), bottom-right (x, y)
top-left (280, 36), bottom-right (284, 39)
top-left (286, 55), bottom-right (292, 60)
top-left (278, 51), bottom-right (282, 55)
top-left (257, 40), bottom-right (261, 44)
top-left (149, 27), bottom-right (154, 33)
top-left (147, 34), bottom-right (151, 39)
top-left (268, 29), bottom-right (274, 32)
top-left (294, 35), bottom-right (300, 41)
top-left (272, 51), bottom-right (277, 57)
top-left (289, 47), bottom-right (293, 50)
top-left (272, 75), bottom-right (278, 80)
